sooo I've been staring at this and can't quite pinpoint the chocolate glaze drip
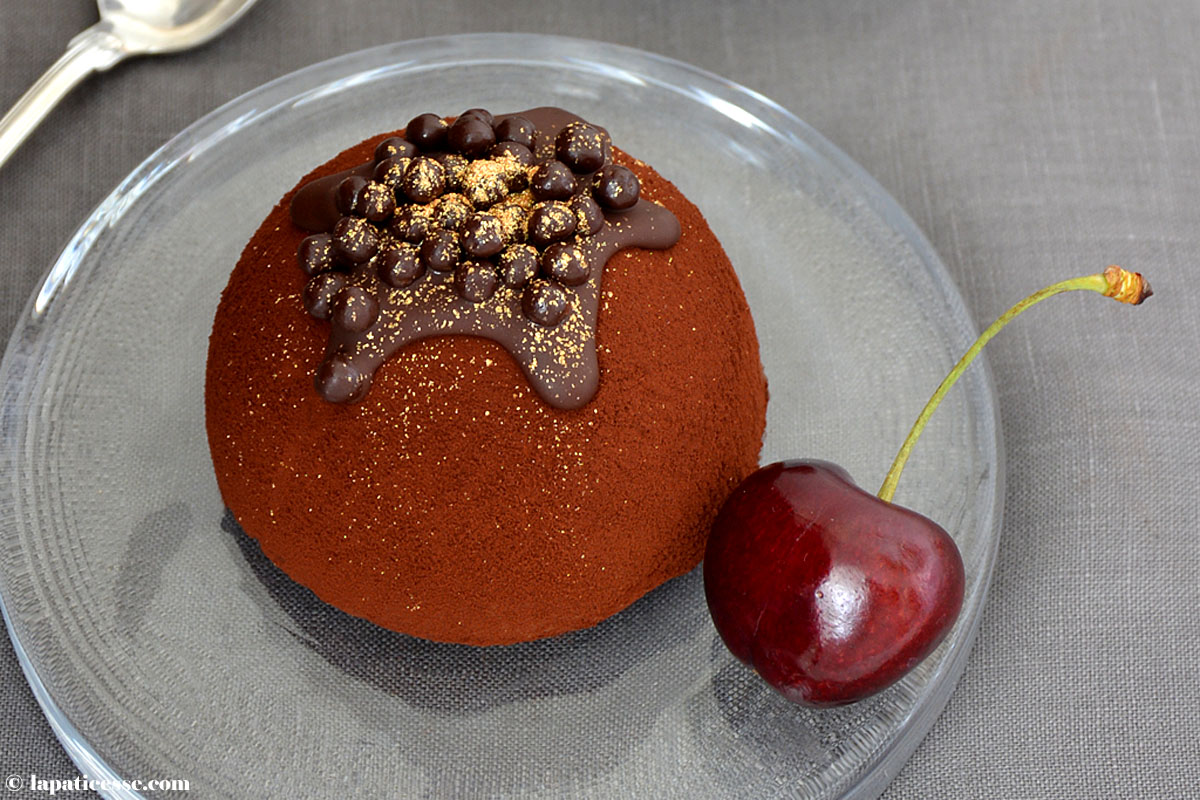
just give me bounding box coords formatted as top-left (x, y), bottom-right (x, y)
top-left (291, 162), bottom-right (374, 232)
top-left (288, 107), bottom-right (680, 409)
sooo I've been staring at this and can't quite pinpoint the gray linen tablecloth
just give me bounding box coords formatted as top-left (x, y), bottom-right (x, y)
top-left (1, 1), bottom-right (1196, 798)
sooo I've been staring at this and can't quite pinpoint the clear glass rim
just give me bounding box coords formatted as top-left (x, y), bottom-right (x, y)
top-left (0, 32), bottom-right (1004, 800)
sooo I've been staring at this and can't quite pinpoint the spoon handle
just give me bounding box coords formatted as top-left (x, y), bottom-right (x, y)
top-left (0, 24), bottom-right (127, 173)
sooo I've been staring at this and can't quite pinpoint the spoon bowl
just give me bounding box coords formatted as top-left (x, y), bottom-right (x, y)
top-left (99, 0), bottom-right (260, 54)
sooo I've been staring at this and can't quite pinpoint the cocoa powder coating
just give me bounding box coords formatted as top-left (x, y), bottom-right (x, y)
top-left (205, 131), bottom-right (768, 645)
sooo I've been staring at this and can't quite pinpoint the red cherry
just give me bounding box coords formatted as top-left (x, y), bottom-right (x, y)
top-left (704, 460), bottom-right (964, 707)
top-left (704, 267), bottom-right (1151, 707)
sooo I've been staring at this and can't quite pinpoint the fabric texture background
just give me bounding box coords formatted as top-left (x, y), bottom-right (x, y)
top-left (1, 1), bottom-right (1196, 797)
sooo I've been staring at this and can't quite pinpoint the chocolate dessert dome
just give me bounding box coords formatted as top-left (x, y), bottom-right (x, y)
top-left (205, 107), bottom-right (767, 645)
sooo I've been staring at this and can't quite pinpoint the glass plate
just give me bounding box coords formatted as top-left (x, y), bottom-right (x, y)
top-left (0, 34), bottom-right (1002, 800)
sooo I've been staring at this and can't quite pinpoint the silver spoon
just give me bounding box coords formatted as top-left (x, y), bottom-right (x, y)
top-left (0, 0), bottom-right (260, 172)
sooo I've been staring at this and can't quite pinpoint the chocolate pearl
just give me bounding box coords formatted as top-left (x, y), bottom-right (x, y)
top-left (303, 271), bottom-right (346, 319)
top-left (490, 141), bottom-right (534, 166)
top-left (494, 115), bottom-right (535, 148)
top-left (433, 193), bottom-right (473, 231)
top-left (555, 121), bottom-right (609, 173)
top-left (331, 286), bottom-right (380, 332)
top-left (459, 108), bottom-right (495, 127)
top-left (542, 243), bottom-right (590, 286)
top-left (463, 165), bottom-right (509, 208)
top-left (529, 160), bottom-right (576, 201)
top-left (373, 156), bottom-right (410, 188)
top-left (316, 355), bottom-right (369, 403)
top-left (491, 202), bottom-right (529, 243)
top-left (335, 175), bottom-right (370, 216)
top-left (454, 260), bottom-right (499, 303)
top-left (592, 164), bottom-right (640, 210)
top-left (359, 180), bottom-right (396, 222)
top-left (502, 162), bottom-right (529, 192)
top-left (420, 229), bottom-right (460, 272)
top-left (405, 113), bottom-right (448, 149)
top-left (528, 201), bottom-right (577, 245)
top-left (390, 206), bottom-right (431, 242)
top-left (430, 152), bottom-right (468, 191)
top-left (377, 243), bottom-right (424, 288)
top-left (337, 178), bottom-right (397, 220)
top-left (498, 244), bottom-right (539, 287)
top-left (331, 216), bottom-right (380, 263)
top-left (298, 233), bottom-right (334, 276)
top-left (374, 136), bottom-right (417, 162)
top-left (570, 194), bottom-right (605, 235)
top-left (447, 116), bottom-right (496, 157)
top-left (522, 279), bottom-right (571, 326)
top-left (401, 156), bottom-right (446, 204)
top-left (461, 213), bottom-right (504, 258)
top-left (481, 149), bottom-right (528, 194)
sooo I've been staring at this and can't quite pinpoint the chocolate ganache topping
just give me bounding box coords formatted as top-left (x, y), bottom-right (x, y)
top-left (289, 106), bottom-right (681, 409)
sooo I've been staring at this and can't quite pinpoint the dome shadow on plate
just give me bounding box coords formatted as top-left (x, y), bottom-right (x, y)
top-left (115, 502), bottom-right (193, 635)
top-left (689, 635), bottom-right (924, 793)
top-left (221, 508), bottom-right (708, 715)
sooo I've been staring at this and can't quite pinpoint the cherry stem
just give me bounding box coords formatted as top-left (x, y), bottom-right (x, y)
top-left (877, 266), bottom-right (1151, 504)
